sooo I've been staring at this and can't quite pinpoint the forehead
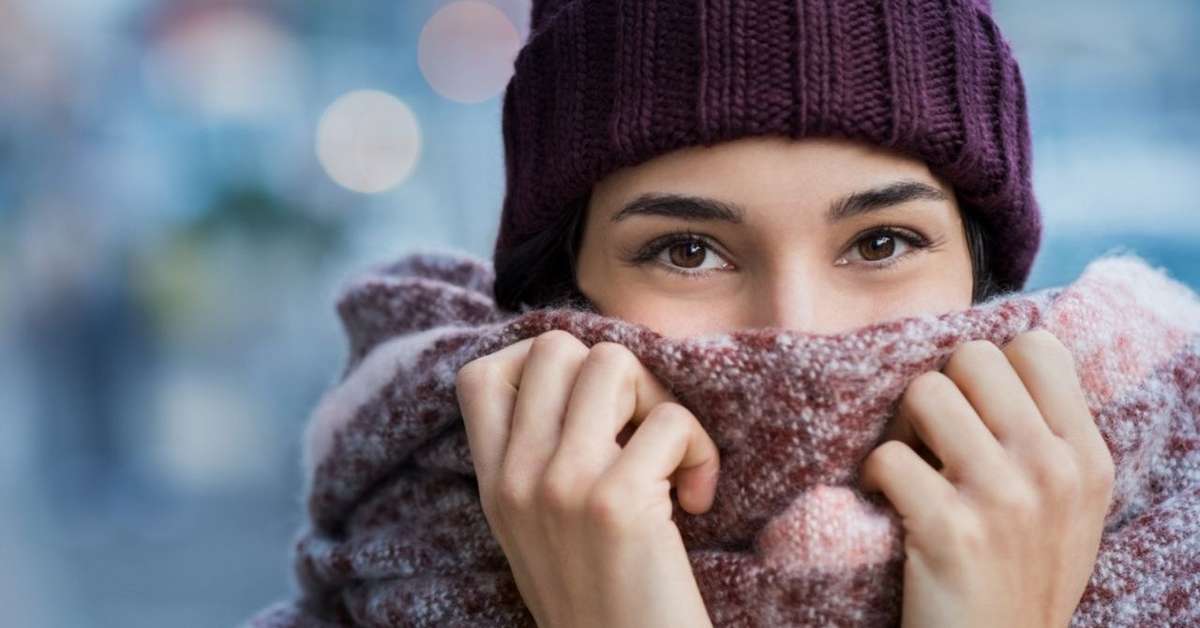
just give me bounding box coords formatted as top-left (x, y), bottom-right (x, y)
top-left (590, 135), bottom-right (947, 214)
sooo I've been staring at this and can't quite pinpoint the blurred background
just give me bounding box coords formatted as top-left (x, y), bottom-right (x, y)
top-left (0, 0), bottom-right (1196, 626)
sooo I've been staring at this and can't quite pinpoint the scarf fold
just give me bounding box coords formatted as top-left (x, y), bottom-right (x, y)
top-left (246, 250), bottom-right (1200, 627)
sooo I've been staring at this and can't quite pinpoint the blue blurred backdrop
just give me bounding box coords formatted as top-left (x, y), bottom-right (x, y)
top-left (0, 1), bottom-right (1197, 626)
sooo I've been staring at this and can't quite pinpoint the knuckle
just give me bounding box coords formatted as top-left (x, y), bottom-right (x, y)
top-left (455, 357), bottom-right (493, 391)
top-left (1029, 444), bottom-right (1082, 500)
top-left (587, 341), bottom-right (638, 371)
top-left (949, 517), bottom-right (989, 556)
top-left (951, 517), bottom-right (987, 554)
top-left (496, 476), bottom-right (534, 514)
top-left (902, 371), bottom-right (955, 411)
top-left (647, 401), bottom-right (693, 432)
top-left (1028, 328), bottom-right (1069, 351)
top-left (585, 479), bottom-right (638, 533)
top-left (991, 482), bottom-right (1040, 521)
top-left (538, 469), bottom-right (581, 515)
top-left (531, 329), bottom-right (585, 355)
top-left (925, 507), bottom-right (986, 554)
top-left (949, 339), bottom-right (1004, 370)
top-left (861, 442), bottom-right (897, 492)
top-left (1010, 329), bottom-right (1074, 365)
top-left (865, 439), bottom-right (905, 474)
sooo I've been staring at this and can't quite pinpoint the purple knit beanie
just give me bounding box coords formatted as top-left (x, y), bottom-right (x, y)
top-left (493, 0), bottom-right (1040, 294)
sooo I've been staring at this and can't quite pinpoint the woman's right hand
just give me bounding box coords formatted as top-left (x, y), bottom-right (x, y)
top-left (454, 330), bottom-right (721, 628)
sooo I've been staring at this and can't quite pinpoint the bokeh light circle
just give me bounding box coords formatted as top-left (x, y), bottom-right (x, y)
top-left (315, 90), bottom-right (422, 194)
top-left (146, 7), bottom-right (301, 119)
top-left (418, 0), bottom-right (522, 103)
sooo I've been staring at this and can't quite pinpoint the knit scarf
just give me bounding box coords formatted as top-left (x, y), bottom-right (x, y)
top-left (245, 251), bottom-right (1200, 627)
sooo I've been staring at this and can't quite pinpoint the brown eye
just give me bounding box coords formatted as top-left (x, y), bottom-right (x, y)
top-left (638, 233), bottom-right (732, 277)
top-left (857, 233), bottom-right (896, 261)
top-left (667, 240), bottom-right (708, 268)
top-left (838, 228), bottom-right (928, 268)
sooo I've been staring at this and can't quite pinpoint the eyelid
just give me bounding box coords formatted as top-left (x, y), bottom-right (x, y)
top-left (838, 226), bottom-right (930, 266)
top-left (632, 231), bottom-right (735, 277)
top-left (630, 225), bottom-right (931, 278)
top-left (846, 225), bottom-right (929, 247)
top-left (635, 231), bottom-right (729, 263)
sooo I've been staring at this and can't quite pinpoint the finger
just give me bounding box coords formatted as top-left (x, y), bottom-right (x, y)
top-left (880, 406), bottom-right (942, 470)
top-left (859, 439), bottom-right (958, 524)
top-left (895, 371), bottom-right (1008, 483)
top-left (1001, 329), bottom-right (1100, 448)
top-left (942, 340), bottom-right (1054, 448)
top-left (454, 336), bottom-right (536, 492)
top-left (599, 402), bottom-right (720, 515)
top-left (503, 331), bottom-right (590, 486)
top-left (555, 342), bottom-right (677, 476)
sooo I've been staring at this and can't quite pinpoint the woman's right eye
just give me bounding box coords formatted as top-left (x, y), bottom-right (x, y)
top-left (647, 236), bottom-right (732, 278)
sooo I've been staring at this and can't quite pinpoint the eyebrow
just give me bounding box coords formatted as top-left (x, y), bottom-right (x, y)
top-left (609, 180), bottom-right (948, 224)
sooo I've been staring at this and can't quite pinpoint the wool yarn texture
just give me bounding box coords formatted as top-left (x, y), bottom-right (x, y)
top-left (245, 250), bottom-right (1200, 627)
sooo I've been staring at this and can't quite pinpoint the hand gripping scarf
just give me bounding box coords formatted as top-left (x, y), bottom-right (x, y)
top-left (246, 250), bottom-right (1200, 627)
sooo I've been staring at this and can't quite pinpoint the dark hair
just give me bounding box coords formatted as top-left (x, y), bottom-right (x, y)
top-left (493, 193), bottom-right (1003, 314)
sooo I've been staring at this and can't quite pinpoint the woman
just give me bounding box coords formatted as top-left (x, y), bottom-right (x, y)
top-left (454, 0), bottom-right (1115, 626)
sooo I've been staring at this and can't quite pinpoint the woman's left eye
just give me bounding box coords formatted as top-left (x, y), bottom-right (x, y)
top-left (837, 228), bottom-right (928, 268)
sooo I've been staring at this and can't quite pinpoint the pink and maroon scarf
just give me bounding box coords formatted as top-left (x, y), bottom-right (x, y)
top-left (246, 250), bottom-right (1200, 627)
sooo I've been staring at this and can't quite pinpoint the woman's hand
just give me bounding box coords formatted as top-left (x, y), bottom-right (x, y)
top-left (454, 330), bottom-right (720, 628)
top-left (860, 329), bottom-right (1116, 628)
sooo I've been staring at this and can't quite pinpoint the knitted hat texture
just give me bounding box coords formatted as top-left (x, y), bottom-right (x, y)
top-left (494, 0), bottom-right (1040, 292)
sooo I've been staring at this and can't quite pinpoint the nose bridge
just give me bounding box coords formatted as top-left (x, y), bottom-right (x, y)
top-left (758, 257), bottom-right (818, 332)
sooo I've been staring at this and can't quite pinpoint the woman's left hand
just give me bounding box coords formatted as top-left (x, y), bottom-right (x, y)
top-left (860, 329), bottom-right (1116, 628)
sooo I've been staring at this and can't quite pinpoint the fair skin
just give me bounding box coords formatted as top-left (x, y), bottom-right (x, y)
top-left (456, 136), bottom-right (1115, 628)
top-left (576, 135), bottom-right (975, 336)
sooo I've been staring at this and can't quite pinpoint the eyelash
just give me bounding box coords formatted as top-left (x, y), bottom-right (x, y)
top-left (627, 227), bottom-right (933, 280)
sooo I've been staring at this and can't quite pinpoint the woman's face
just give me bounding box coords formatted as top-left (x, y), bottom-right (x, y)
top-left (574, 135), bottom-right (974, 339)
